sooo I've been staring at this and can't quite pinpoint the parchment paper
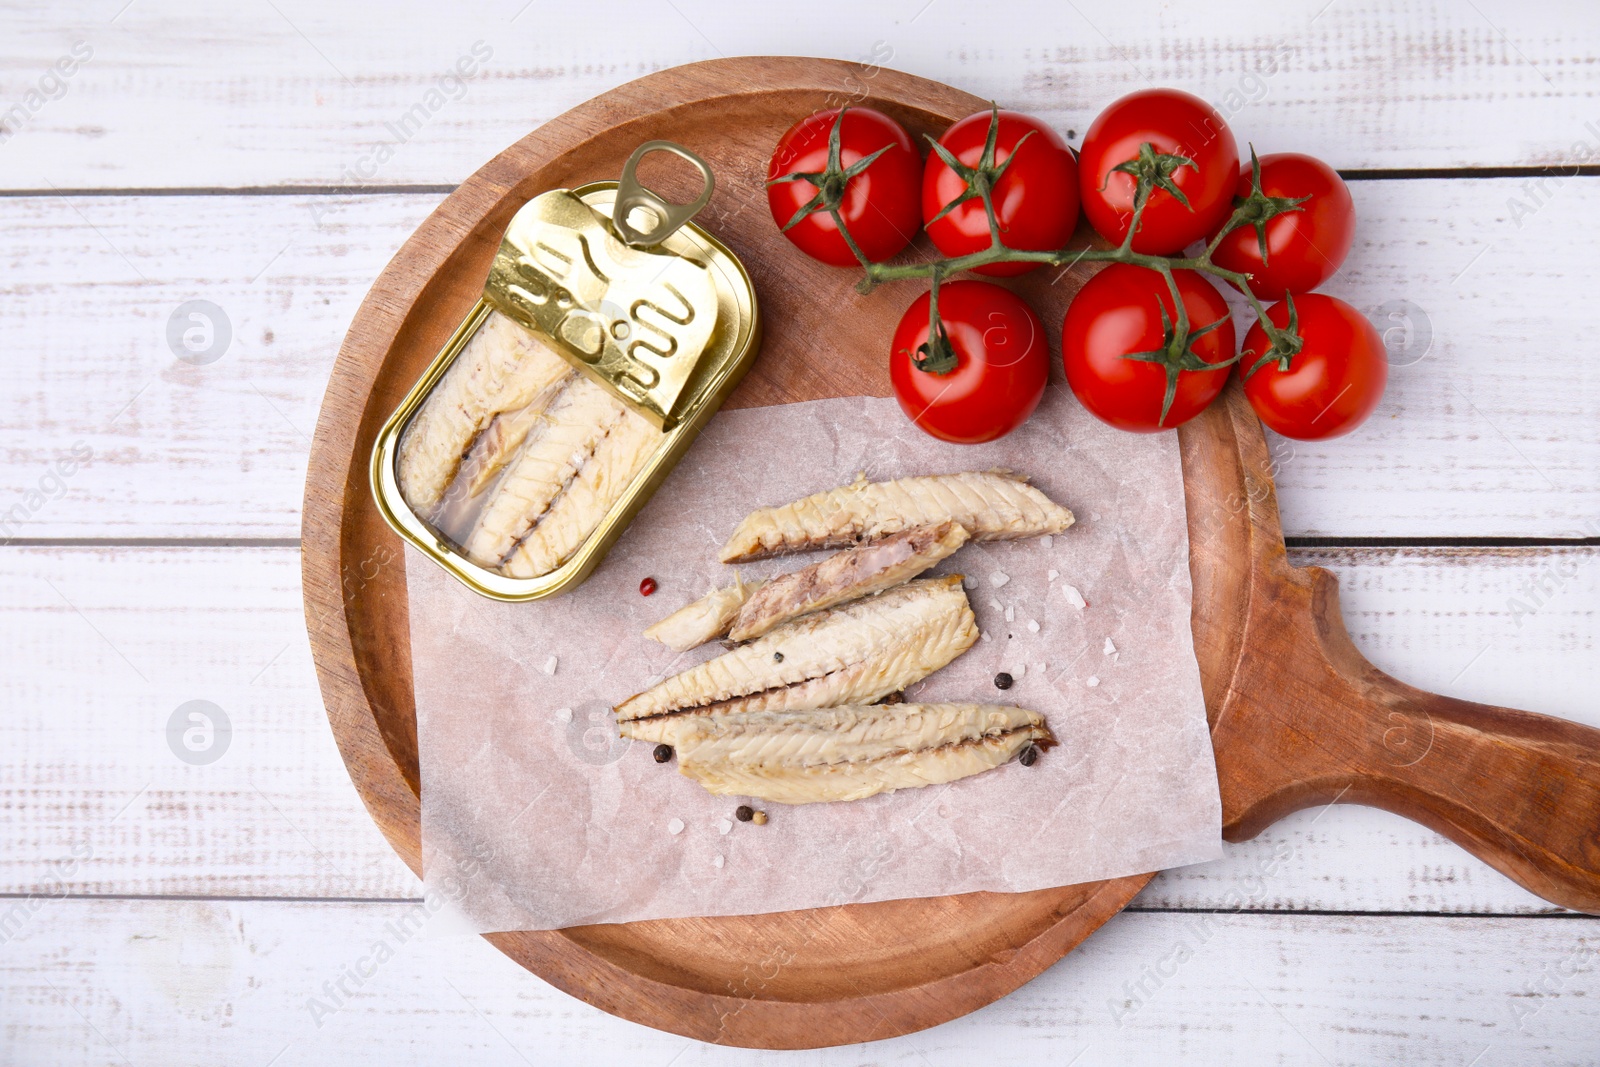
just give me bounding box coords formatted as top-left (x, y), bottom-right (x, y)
top-left (410, 386), bottom-right (1222, 932)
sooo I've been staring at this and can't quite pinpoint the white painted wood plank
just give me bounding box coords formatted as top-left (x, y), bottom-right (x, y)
top-left (3, 544), bottom-right (1595, 914)
top-left (1270, 177), bottom-right (1600, 539)
top-left (4, 0), bottom-right (1599, 188)
top-left (1, 899), bottom-right (1595, 1064)
top-left (0, 545), bottom-right (418, 900)
top-left (0, 192), bottom-right (441, 540)
top-left (0, 180), bottom-right (1597, 540)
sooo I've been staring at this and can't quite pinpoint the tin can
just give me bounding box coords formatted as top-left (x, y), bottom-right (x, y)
top-left (370, 143), bottom-right (761, 601)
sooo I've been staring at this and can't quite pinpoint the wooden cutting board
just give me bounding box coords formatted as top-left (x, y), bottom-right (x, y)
top-left (302, 56), bottom-right (1600, 1049)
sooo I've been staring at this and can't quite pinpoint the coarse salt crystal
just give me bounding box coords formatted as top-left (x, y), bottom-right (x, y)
top-left (713, 854), bottom-right (725, 869)
top-left (667, 818), bottom-right (685, 835)
top-left (718, 819), bottom-right (733, 835)
top-left (1104, 637), bottom-right (1117, 656)
top-left (1041, 535), bottom-right (1054, 549)
top-left (1026, 619), bottom-right (1040, 633)
top-left (981, 631), bottom-right (992, 643)
top-left (1004, 606), bottom-right (1015, 623)
top-left (1012, 664), bottom-right (1027, 679)
top-left (553, 707), bottom-right (573, 723)
top-left (1034, 661), bottom-right (1048, 675)
top-left (1062, 584), bottom-right (1086, 609)
top-left (542, 655), bottom-right (558, 676)
top-left (989, 597), bottom-right (1004, 612)
top-left (1047, 569), bottom-right (1059, 582)
top-left (1086, 676), bottom-right (1100, 688)
top-left (1090, 512), bottom-right (1101, 522)
top-left (991, 571), bottom-right (1011, 588)
top-left (963, 575), bottom-right (977, 589)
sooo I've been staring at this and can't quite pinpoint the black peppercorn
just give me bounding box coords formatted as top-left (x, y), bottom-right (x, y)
top-left (994, 671), bottom-right (1013, 690)
top-left (773, 651), bottom-right (784, 662)
top-left (653, 743), bottom-right (673, 764)
top-left (1019, 744), bottom-right (1038, 767)
top-left (735, 804), bottom-right (754, 822)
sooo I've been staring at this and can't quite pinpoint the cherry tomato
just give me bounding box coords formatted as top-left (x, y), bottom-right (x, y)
top-left (1061, 264), bottom-right (1235, 432)
top-left (890, 280), bottom-right (1049, 443)
top-left (1210, 153), bottom-right (1355, 301)
top-left (1241, 294), bottom-right (1386, 440)
top-left (766, 107), bottom-right (922, 267)
top-left (1077, 89), bottom-right (1239, 254)
top-left (921, 110), bottom-right (1080, 277)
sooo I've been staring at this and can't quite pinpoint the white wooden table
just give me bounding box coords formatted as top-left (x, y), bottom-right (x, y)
top-left (3, 2), bottom-right (1597, 1063)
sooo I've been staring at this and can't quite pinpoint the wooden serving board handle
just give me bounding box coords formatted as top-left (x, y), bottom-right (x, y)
top-left (1213, 544), bottom-right (1600, 914)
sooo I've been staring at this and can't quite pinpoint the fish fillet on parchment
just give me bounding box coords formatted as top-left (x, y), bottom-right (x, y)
top-left (675, 703), bottom-right (1052, 804)
top-left (719, 470), bottom-right (1074, 563)
top-left (462, 376), bottom-right (659, 577)
top-left (643, 577), bottom-right (767, 652)
top-left (397, 312), bottom-right (574, 516)
top-left (616, 576), bottom-right (978, 745)
top-left (728, 521), bottom-right (970, 643)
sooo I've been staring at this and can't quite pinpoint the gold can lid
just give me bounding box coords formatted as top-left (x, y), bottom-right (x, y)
top-left (484, 142), bottom-right (721, 430)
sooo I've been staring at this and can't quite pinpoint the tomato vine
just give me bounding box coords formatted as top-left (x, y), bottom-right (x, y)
top-left (773, 105), bottom-right (1314, 426)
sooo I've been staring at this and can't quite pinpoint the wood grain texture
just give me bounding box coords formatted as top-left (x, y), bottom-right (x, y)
top-left (302, 58), bottom-right (1600, 1047)
top-left (2, 544), bottom-right (1594, 913)
top-left (0, 182), bottom-right (1597, 540)
top-left (2, 899), bottom-right (1597, 1066)
top-left (4, 1), bottom-right (1599, 187)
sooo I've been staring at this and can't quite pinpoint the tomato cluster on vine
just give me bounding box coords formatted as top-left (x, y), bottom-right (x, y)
top-left (765, 89), bottom-right (1388, 443)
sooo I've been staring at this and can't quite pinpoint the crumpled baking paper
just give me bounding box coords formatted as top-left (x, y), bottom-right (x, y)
top-left (409, 386), bottom-right (1222, 932)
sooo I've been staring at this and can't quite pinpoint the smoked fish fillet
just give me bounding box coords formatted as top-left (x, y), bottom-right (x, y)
top-left (719, 471), bottom-right (1074, 563)
top-left (616, 576), bottom-right (978, 746)
top-left (462, 376), bottom-right (657, 574)
top-left (397, 312), bottom-right (573, 516)
top-left (643, 577), bottom-right (767, 652)
top-left (728, 521), bottom-right (969, 642)
top-left (674, 703), bottom-right (1051, 804)
top-left (500, 407), bottom-right (661, 579)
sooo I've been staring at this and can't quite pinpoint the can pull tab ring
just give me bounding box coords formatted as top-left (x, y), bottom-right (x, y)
top-left (612, 141), bottom-right (715, 248)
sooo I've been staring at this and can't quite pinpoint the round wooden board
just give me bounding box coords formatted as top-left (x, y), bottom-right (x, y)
top-left (305, 55), bottom-right (1600, 1050)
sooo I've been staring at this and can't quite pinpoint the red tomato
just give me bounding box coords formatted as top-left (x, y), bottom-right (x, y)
top-left (1210, 153), bottom-right (1355, 301)
top-left (1077, 88), bottom-right (1239, 254)
top-left (890, 280), bottom-right (1049, 443)
top-left (1241, 294), bottom-right (1386, 440)
top-left (767, 107), bottom-right (923, 267)
top-left (1062, 264), bottom-right (1235, 431)
top-left (921, 110), bottom-right (1079, 277)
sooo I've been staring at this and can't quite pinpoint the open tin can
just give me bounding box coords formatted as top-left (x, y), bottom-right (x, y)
top-left (370, 142), bottom-right (761, 601)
